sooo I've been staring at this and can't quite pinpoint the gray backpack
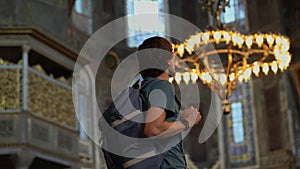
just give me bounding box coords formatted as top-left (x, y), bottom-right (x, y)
top-left (98, 78), bottom-right (163, 169)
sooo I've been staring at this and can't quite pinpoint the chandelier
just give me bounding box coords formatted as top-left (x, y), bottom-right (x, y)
top-left (171, 0), bottom-right (292, 114)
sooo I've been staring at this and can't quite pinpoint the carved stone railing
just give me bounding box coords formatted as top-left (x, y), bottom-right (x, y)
top-left (28, 67), bottom-right (75, 127)
top-left (0, 64), bottom-right (22, 111)
top-left (0, 60), bottom-right (75, 127)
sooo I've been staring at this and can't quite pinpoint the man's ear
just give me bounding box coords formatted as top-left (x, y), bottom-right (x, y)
top-left (167, 59), bottom-right (172, 65)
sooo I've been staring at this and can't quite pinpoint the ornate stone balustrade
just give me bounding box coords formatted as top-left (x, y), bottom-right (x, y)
top-left (0, 59), bottom-right (75, 127)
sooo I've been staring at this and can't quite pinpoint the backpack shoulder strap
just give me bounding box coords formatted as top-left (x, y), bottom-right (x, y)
top-left (140, 78), bottom-right (160, 90)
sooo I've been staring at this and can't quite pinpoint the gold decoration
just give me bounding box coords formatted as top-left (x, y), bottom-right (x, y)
top-left (0, 58), bottom-right (75, 127)
top-left (172, 0), bottom-right (292, 114)
top-left (28, 69), bottom-right (75, 127)
top-left (0, 58), bottom-right (21, 110)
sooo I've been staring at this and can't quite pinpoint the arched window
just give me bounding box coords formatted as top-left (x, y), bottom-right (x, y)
top-left (74, 0), bottom-right (92, 16)
top-left (126, 0), bottom-right (168, 47)
top-left (75, 0), bottom-right (84, 14)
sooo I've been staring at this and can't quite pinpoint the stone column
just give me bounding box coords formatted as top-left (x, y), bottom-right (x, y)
top-left (14, 151), bottom-right (34, 169)
top-left (22, 45), bottom-right (31, 111)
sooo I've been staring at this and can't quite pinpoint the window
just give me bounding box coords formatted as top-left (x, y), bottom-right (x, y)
top-left (72, 0), bottom-right (93, 35)
top-left (126, 0), bottom-right (167, 47)
top-left (221, 0), bottom-right (245, 24)
top-left (74, 0), bottom-right (92, 17)
top-left (75, 0), bottom-right (83, 14)
top-left (226, 82), bottom-right (257, 167)
top-left (231, 102), bottom-right (244, 143)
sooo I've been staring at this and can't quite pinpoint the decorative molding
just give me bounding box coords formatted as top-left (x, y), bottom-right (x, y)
top-left (260, 150), bottom-right (296, 168)
top-left (0, 28), bottom-right (77, 60)
top-left (57, 130), bottom-right (74, 152)
top-left (0, 119), bottom-right (14, 137)
top-left (31, 121), bottom-right (50, 143)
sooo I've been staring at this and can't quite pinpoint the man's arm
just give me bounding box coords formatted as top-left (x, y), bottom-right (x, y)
top-left (144, 106), bottom-right (200, 138)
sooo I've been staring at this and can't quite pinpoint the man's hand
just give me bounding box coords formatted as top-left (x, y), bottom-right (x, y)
top-left (180, 106), bottom-right (202, 128)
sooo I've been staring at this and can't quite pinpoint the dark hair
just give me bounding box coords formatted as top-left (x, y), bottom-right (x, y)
top-left (137, 36), bottom-right (173, 78)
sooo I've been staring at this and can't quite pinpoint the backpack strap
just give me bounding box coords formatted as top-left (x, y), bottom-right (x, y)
top-left (140, 78), bottom-right (159, 90)
top-left (111, 78), bottom-right (159, 128)
top-left (111, 110), bottom-right (142, 128)
top-left (123, 150), bottom-right (156, 168)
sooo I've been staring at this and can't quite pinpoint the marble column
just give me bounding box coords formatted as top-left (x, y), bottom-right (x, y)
top-left (22, 45), bottom-right (31, 111)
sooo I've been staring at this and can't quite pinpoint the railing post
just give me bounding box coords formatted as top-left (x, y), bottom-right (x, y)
top-left (22, 45), bottom-right (31, 111)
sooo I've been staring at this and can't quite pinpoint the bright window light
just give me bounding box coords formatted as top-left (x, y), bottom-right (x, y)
top-left (126, 0), bottom-right (166, 47)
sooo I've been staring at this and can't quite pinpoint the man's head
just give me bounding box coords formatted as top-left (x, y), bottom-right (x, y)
top-left (137, 36), bottom-right (175, 78)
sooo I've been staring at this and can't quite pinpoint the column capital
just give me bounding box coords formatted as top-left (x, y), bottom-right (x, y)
top-left (11, 151), bottom-right (35, 169)
top-left (22, 45), bottom-right (31, 53)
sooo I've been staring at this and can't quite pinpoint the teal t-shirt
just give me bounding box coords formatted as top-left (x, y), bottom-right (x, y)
top-left (141, 77), bottom-right (187, 169)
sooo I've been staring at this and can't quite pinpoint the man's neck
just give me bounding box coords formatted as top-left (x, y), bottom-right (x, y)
top-left (157, 72), bottom-right (170, 81)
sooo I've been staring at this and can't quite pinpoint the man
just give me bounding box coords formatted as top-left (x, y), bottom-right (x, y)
top-left (137, 36), bottom-right (202, 169)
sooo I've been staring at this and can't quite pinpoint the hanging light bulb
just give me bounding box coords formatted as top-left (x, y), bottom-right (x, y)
top-left (169, 77), bottom-right (174, 83)
top-left (267, 34), bottom-right (274, 47)
top-left (177, 44), bottom-right (185, 57)
top-left (280, 38), bottom-right (290, 53)
top-left (244, 67), bottom-right (252, 80)
top-left (202, 72), bottom-right (212, 83)
top-left (194, 34), bottom-right (201, 46)
top-left (202, 32), bottom-right (210, 44)
top-left (283, 53), bottom-right (292, 67)
top-left (245, 36), bottom-right (253, 49)
top-left (238, 74), bottom-right (244, 82)
top-left (274, 46), bottom-right (281, 59)
top-left (238, 70), bottom-right (244, 82)
top-left (206, 73), bottom-right (212, 83)
top-left (186, 39), bottom-right (194, 54)
top-left (253, 62), bottom-right (260, 76)
top-left (183, 72), bottom-right (190, 84)
top-left (200, 72), bottom-right (206, 82)
top-left (214, 31), bottom-right (221, 44)
top-left (237, 36), bottom-right (244, 48)
top-left (276, 36), bottom-right (282, 45)
top-left (232, 33), bottom-right (238, 46)
top-left (175, 73), bottom-right (182, 84)
top-left (191, 69), bottom-right (198, 84)
top-left (223, 31), bottom-right (231, 44)
top-left (278, 61), bottom-right (285, 72)
top-left (220, 74), bottom-right (226, 85)
top-left (271, 61), bottom-right (278, 74)
top-left (256, 35), bottom-right (264, 48)
top-left (262, 63), bottom-right (269, 75)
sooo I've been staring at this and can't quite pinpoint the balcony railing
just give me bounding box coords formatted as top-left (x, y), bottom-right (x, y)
top-left (0, 60), bottom-right (76, 128)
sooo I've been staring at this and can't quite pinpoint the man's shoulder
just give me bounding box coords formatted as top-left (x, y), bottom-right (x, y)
top-left (144, 79), bottom-right (174, 100)
top-left (145, 78), bottom-right (172, 90)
